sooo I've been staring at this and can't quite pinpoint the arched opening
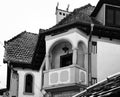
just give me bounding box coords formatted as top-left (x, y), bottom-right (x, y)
top-left (49, 40), bottom-right (73, 69)
top-left (77, 41), bottom-right (86, 68)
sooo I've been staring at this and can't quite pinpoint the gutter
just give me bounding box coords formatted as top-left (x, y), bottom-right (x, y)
top-left (39, 58), bottom-right (47, 96)
top-left (88, 24), bottom-right (94, 86)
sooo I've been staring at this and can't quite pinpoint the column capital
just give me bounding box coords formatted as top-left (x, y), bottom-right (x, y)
top-left (45, 54), bottom-right (50, 57)
top-left (72, 47), bottom-right (78, 50)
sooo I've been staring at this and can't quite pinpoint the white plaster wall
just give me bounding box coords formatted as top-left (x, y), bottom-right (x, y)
top-left (45, 28), bottom-right (88, 54)
top-left (96, 4), bottom-right (105, 25)
top-left (17, 69), bottom-right (43, 97)
top-left (97, 41), bottom-right (120, 81)
top-left (93, 34), bottom-right (120, 81)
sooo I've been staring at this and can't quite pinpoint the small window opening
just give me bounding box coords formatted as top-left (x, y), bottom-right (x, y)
top-left (92, 41), bottom-right (97, 54)
top-left (25, 74), bottom-right (33, 93)
top-left (59, 12), bottom-right (62, 15)
top-left (63, 13), bottom-right (65, 16)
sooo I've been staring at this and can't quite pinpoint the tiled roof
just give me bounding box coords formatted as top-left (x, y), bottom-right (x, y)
top-left (55, 4), bottom-right (101, 28)
top-left (4, 31), bottom-right (38, 64)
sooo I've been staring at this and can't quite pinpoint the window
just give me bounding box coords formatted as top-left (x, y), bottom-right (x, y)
top-left (24, 74), bottom-right (34, 94)
top-left (106, 5), bottom-right (120, 27)
top-left (115, 10), bottom-right (120, 25)
top-left (92, 41), bottom-right (97, 54)
top-left (60, 53), bottom-right (72, 67)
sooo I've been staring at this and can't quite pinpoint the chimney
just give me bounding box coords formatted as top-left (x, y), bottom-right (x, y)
top-left (55, 3), bottom-right (70, 24)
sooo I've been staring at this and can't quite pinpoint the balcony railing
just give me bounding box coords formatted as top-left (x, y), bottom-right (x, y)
top-left (43, 65), bottom-right (87, 89)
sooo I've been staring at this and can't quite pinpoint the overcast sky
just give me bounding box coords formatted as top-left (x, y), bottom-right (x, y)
top-left (1, 0), bottom-right (120, 89)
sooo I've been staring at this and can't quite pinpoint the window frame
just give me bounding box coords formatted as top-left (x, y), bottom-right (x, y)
top-left (105, 5), bottom-right (120, 27)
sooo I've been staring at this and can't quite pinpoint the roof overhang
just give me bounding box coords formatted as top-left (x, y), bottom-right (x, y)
top-left (44, 21), bottom-right (120, 41)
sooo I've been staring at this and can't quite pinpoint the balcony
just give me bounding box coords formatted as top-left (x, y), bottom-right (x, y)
top-left (43, 65), bottom-right (87, 90)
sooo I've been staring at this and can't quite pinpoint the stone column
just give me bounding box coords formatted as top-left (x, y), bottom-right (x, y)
top-left (45, 54), bottom-right (49, 70)
top-left (72, 48), bottom-right (78, 65)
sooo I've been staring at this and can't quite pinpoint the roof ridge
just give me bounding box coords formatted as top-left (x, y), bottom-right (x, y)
top-left (74, 3), bottom-right (94, 11)
top-left (6, 31), bottom-right (26, 43)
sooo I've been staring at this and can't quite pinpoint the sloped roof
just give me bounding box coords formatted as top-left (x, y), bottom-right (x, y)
top-left (4, 31), bottom-right (38, 64)
top-left (73, 72), bottom-right (120, 97)
top-left (50, 4), bottom-right (101, 30)
top-left (44, 3), bottom-right (120, 40)
top-left (44, 3), bottom-right (102, 36)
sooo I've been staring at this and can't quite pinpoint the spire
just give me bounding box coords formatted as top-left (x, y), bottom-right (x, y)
top-left (56, 2), bottom-right (59, 10)
top-left (66, 4), bottom-right (70, 11)
top-left (55, 2), bottom-right (59, 15)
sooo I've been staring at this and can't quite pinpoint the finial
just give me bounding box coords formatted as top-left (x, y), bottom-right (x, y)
top-left (66, 4), bottom-right (70, 11)
top-left (55, 2), bottom-right (59, 15)
top-left (56, 2), bottom-right (59, 10)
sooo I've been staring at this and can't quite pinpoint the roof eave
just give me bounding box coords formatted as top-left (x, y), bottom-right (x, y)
top-left (44, 21), bottom-right (91, 35)
top-left (44, 21), bottom-right (120, 40)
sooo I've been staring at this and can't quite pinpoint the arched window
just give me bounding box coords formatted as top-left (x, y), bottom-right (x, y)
top-left (24, 74), bottom-right (34, 94)
top-left (78, 42), bottom-right (86, 68)
top-left (50, 40), bottom-right (72, 69)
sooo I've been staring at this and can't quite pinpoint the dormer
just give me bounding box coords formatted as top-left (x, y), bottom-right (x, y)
top-left (55, 3), bottom-right (70, 24)
top-left (91, 0), bottom-right (120, 28)
top-left (105, 5), bottom-right (120, 27)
